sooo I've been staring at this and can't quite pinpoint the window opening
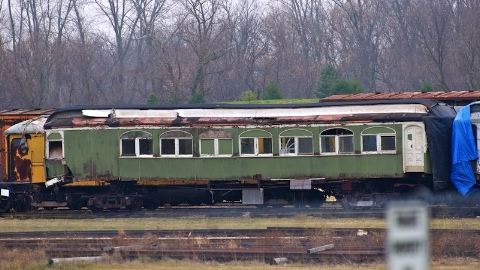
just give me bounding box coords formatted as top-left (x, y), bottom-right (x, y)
top-left (280, 137), bottom-right (313, 155)
top-left (239, 130), bottom-right (273, 156)
top-left (361, 128), bottom-right (396, 154)
top-left (120, 131), bottom-right (153, 157)
top-left (258, 138), bottom-right (272, 154)
top-left (160, 131), bottom-right (193, 157)
top-left (139, 138), bottom-right (153, 155)
top-left (49, 141), bottom-right (63, 159)
top-left (241, 138), bottom-right (255, 155)
top-left (179, 138), bottom-right (193, 155)
top-left (121, 139), bottom-right (136, 156)
top-left (46, 132), bottom-right (64, 159)
top-left (320, 128), bottom-right (354, 154)
top-left (381, 135), bottom-right (396, 151)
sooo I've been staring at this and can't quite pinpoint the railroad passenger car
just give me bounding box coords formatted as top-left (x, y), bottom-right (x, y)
top-left (0, 100), bottom-right (457, 211)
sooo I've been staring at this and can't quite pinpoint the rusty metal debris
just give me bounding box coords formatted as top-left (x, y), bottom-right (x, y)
top-left (307, 244), bottom-right (335, 254)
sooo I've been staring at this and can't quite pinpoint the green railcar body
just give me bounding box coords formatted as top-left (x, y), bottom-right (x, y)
top-left (45, 124), bottom-right (410, 181)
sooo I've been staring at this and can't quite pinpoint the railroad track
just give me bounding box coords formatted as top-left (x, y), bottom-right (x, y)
top-left (0, 203), bottom-right (477, 219)
top-left (1, 228), bottom-right (478, 263)
top-left (0, 228), bottom-right (385, 263)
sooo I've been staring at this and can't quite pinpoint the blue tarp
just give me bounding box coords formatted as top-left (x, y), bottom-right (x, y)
top-left (450, 103), bottom-right (479, 195)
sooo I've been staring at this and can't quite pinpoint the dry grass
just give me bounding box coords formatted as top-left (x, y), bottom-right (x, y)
top-left (0, 245), bottom-right (48, 270)
top-left (6, 257), bottom-right (479, 270)
top-left (1, 216), bottom-right (480, 269)
top-left (0, 216), bottom-right (479, 231)
top-left (1, 228), bottom-right (480, 269)
top-left (431, 229), bottom-right (480, 258)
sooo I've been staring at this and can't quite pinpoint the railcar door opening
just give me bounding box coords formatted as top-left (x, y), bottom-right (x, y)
top-left (403, 125), bottom-right (425, 172)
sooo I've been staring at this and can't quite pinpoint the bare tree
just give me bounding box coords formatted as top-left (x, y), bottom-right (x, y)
top-left (279, 0), bottom-right (328, 93)
top-left (216, 0), bottom-right (268, 100)
top-left (95, 0), bottom-right (140, 103)
top-left (6, 0), bottom-right (57, 107)
top-left (52, 0), bottom-right (74, 105)
top-left (410, 0), bottom-right (455, 90)
top-left (452, 0), bottom-right (480, 89)
top-left (181, 0), bottom-right (231, 102)
top-left (331, 0), bottom-right (388, 92)
top-left (130, 0), bottom-right (168, 102)
top-left (376, 0), bottom-right (423, 92)
top-left (4, 0), bottom-right (480, 108)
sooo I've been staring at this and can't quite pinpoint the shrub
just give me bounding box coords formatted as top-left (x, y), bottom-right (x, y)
top-left (241, 90), bottom-right (257, 103)
top-left (262, 81), bottom-right (283, 100)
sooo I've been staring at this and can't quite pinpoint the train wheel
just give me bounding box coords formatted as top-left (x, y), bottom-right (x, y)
top-left (126, 197), bottom-right (142, 211)
top-left (67, 195), bottom-right (85, 210)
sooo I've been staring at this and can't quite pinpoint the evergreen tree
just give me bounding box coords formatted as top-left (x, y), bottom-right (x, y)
top-left (146, 91), bottom-right (159, 104)
top-left (315, 64), bottom-right (339, 98)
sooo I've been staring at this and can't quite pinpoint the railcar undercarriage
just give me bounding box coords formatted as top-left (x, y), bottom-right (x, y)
top-left (1, 168), bottom-right (479, 212)
top-left (0, 175), bottom-right (466, 213)
top-left (0, 178), bottom-right (334, 212)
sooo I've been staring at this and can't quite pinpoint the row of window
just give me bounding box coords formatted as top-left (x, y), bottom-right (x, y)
top-left (119, 128), bottom-right (397, 157)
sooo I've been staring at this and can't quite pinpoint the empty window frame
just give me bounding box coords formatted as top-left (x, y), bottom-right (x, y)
top-left (361, 127), bottom-right (396, 154)
top-left (320, 128), bottom-right (354, 154)
top-left (160, 131), bottom-right (193, 157)
top-left (279, 129), bottom-right (313, 155)
top-left (46, 132), bottom-right (64, 159)
top-left (120, 131), bottom-right (153, 157)
top-left (239, 130), bottom-right (273, 156)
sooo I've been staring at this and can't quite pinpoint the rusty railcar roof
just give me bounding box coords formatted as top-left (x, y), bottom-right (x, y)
top-left (320, 91), bottom-right (480, 105)
top-left (44, 99), bottom-right (449, 129)
top-left (0, 109), bottom-right (55, 119)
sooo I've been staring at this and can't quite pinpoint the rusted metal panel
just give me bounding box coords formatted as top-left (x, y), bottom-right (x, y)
top-left (7, 133), bottom-right (46, 183)
top-left (321, 91), bottom-right (480, 105)
top-left (0, 109), bottom-right (54, 182)
top-left (49, 113), bottom-right (425, 128)
top-left (0, 109), bottom-right (54, 118)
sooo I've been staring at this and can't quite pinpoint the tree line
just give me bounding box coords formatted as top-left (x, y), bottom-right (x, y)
top-left (0, 0), bottom-right (479, 108)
